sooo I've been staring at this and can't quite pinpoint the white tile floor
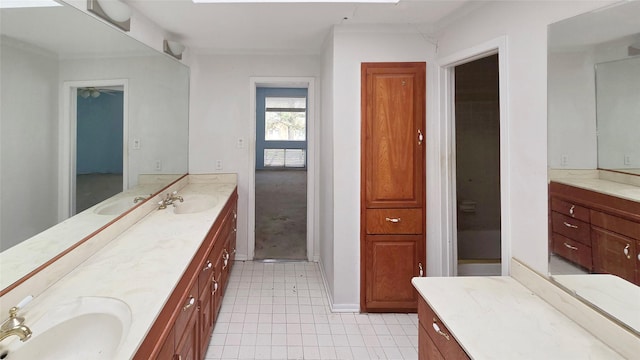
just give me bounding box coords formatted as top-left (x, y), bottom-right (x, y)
top-left (205, 261), bottom-right (419, 360)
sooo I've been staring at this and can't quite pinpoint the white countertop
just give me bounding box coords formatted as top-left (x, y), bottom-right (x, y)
top-left (550, 176), bottom-right (640, 203)
top-left (4, 175), bottom-right (236, 359)
top-left (412, 276), bottom-right (625, 359)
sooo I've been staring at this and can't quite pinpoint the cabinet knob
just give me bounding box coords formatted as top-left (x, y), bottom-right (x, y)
top-left (419, 262), bottom-right (424, 277)
top-left (212, 279), bottom-right (218, 295)
top-left (417, 129), bottom-right (424, 145)
top-left (623, 244), bottom-right (631, 259)
top-left (569, 205), bottom-right (575, 216)
top-left (182, 296), bottom-right (195, 311)
top-left (385, 217), bottom-right (401, 223)
top-left (432, 319), bottom-right (450, 341)
top-left (203, 260), bottom-right (213, 272)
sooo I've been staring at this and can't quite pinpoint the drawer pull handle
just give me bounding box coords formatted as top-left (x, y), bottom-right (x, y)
top-left (432, 319), bottom-right (450, 341)
top-left (212, 279), bottom-right (218, 295)
top-left (385, 217), bottom-right (401, 223)
top-left (419, 262), bottom-right (424, 277)
top-left (203, 260), bottom-right (212, 272)
top-left (183, 296), bottom-right (195, 311)
top-left (563, 222), bottom-right (578, 229)
top-left (563, 242), bottom-right (578, 251)
top-left (623, 244), bottom-right (631, 259)
top-left (417, 129), bottom-right (424, 145)
top-left (223, 249), bottom-right (229, 269)
top-left (569, 205), bottom-right (575, 216)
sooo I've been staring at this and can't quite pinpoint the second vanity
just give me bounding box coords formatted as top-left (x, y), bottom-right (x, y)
top-left (0, 174), bottom-right (237, 359)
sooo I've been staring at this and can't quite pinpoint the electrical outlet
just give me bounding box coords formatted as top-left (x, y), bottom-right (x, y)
top-left (215, 160), bottom-right (223, 170)
top-left (561, 155), bottom-right (568, 167)
top-left (155, 160), bottom-right (162, 171)
top-left (237, 138), bottom-right (245, 149)
top-left (133, 138), bottom-right (141, 150)
top-left (624, 155), bottom-right (631, 165)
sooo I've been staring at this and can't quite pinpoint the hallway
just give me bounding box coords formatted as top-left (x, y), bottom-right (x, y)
top-left (205, 261), bottom-right (419, 359)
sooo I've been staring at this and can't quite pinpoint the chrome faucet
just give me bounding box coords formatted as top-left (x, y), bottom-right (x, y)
top-left (158, 191), bottom-right (184, 209)
top-left (0, 302), bottom-right (32, 344)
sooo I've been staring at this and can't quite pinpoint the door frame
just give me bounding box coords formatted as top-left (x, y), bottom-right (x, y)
top-left (59, 79), bottom-right (129, 220)
top-left (437, 37), bottom-right (511, 276)
top-left (248, 77), bottom-right (317, 261)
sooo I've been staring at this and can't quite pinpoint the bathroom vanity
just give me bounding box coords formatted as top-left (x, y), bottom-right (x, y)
top-left (549, 178), bottom-right (640, 285)
top-left (0, 174), bottom-right (237, 360)
top-left (412, 259), bottom-right (638, 359)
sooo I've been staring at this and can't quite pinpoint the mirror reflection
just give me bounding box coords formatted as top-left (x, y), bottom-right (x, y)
top-left (547, 0), bottom-right (640, 335)
top-left (0, 2), bottom-right (189, 291)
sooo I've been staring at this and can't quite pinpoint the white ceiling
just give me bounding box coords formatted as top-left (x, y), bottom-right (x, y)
top-left (126, 0), bottom-right (471, 54)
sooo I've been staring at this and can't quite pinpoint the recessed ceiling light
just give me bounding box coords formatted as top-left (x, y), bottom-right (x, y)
top-left (0, 0), bottom-right (62, 8)
top-left (193, 0), bottom-right (399, 3)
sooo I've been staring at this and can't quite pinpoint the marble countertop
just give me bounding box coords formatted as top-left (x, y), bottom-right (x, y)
top-left (551, 274), bottom-right (640, 334)
top-left (412, 276), bottom-right (624, 359)
top-left (3, 175), bottom-right (236, 359)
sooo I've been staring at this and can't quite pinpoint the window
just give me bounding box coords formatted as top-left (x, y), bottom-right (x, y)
top-left (264, 97), bottom-right (306, 141)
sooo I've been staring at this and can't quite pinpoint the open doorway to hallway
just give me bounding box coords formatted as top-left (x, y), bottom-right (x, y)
top-left (454, 54), bottom-right (501, 276)
top-left (254, 88), bottom-right (308, 260)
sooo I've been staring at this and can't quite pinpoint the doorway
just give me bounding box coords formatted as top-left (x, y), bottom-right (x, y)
top-left (453, 55), bottom-right (501, 276)
top-left (254, 87), bottom-right (308, 260)
top-left (75, 86), bottom-right (124, 213)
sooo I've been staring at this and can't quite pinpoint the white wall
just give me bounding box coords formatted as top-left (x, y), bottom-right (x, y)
top-left (188, 54), bottom-right (321, 261)
top-left (59, 55), bottom-right (190, 188)
top-left (436, 0), bottom-right (615, 275)
top-left (324, 25), bottom-right (438, 309)
top-left (0, 38), bottom-right (59, 250)
top-left (319, 33), bottom-right (335, 299)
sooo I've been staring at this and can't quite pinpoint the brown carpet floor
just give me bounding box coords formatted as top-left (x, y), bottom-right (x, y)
top-left (254, 170), bottom-right (307, 260)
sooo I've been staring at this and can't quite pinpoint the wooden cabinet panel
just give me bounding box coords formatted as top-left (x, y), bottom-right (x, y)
top-left (551, 233), bottom-right (592, 270)
top-left (592, 227), bottom-right (637, 283)
top-left (591, 210), bottom-right (640, 240)
top-left (174, 281), bottom-right (199, 341)
top-left (175, 308), bottom-right (198, 360)
top-left (551, 212), bottom-right (591, 245)
top-left (155, 327), bottom-right (174, 360)
top-left (419, 322), bottom-right (444, 360)
top-left (366, 208), bottom-right (423, 235)
top-left (365, 236), bottom-right (421, 311)
top-left (418, 298), bottom-right (470, 360)
top-left (362, 62), bottom-right (425, 209)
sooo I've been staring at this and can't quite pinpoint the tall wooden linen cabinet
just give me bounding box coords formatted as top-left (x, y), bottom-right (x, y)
top-left (360, 62), bottom-right (427, 312)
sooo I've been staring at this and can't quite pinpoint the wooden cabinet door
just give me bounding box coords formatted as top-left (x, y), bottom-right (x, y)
top-left (365, 235), bottom-right (422, 311)
top-left (592, 227), bottom-right (637, 283)
top-left (362, 62), bottom-right (425, 209)
top-left (419, 323), bottom-right (444, 360)
top-left (175, 307), bottom-right (199, 360)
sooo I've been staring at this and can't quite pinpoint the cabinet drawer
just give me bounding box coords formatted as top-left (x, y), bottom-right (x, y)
top-left (198, 257), bottom-right (214, 297)
top-left (550, 197), bottom-right (589, 222)
top-left (419, 321), bottom-right (443, 360)
top-left (174, 281), bottom-right (199, 339)
top-left (366, 209), bottom-right (423, 234)
top-left (551, 233), bottom-right (593, 270)
top-left (591, 211), bottom-right (640, 240)
top-left (551, 212), bottom-right (590, 245)
top-left (418, 298), bottom-right (469, 360)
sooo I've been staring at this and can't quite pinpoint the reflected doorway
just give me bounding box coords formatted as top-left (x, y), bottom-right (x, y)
top-left (254, 88), bottom-right (307, 260)
top-left (73, 85), bottom-right (125, 214)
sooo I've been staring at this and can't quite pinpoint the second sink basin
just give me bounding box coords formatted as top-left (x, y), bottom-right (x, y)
top-left (172, 194), bottom-right (217, 214)
top-left (2, 297), bottom-right (132, 360)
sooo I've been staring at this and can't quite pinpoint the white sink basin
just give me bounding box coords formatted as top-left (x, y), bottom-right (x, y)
top-left (93, 197), bottom-right (137, 215)
top-left (2, 297), bottom-right (131, 360)
top-left (172, 194), bottom-right (217, 214)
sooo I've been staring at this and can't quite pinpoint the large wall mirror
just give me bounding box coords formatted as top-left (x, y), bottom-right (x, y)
top-left (547, 1), bottom-right (640, 335)
top-left (0, 1), bottom-right (189, 292)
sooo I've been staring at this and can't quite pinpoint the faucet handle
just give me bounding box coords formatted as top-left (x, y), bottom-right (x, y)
top-left (2, 296), bottom-right (32, 331)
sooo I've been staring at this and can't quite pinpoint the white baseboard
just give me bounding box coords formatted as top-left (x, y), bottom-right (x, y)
top-left (317, 259), bottom-right (360, 313)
